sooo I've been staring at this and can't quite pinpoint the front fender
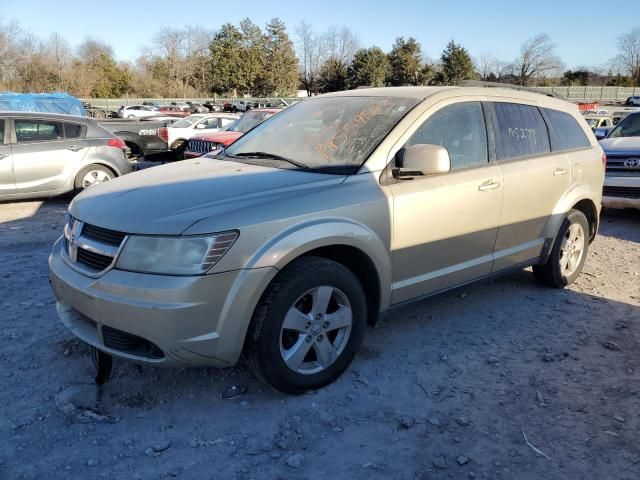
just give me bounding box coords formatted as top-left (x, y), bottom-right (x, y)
top-left (245, 218), bottom-right (392, 311)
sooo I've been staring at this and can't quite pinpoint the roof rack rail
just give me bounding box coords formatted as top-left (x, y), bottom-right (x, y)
top-left (460, 80), bottom-right (561, 99)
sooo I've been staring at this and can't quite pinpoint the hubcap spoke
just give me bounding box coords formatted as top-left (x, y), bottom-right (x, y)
top-left (283, 307), bottom-right (311, 333)
top-left (313, 338), bottom-right (337, 368)
top-left (311, 286), bottom-right (333, 316)
top-left (283, 336), bottom-right (313, 371)
top-left (325, 306), bottom-right (353, 330)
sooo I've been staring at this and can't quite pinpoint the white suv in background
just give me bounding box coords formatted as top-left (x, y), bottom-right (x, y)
top-left (117, 105), bottom-right (159, 119)
top-left (161, 113), bottom-right (239, 154)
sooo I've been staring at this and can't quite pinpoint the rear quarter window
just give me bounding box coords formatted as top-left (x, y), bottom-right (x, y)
top-left (491, 103), bottom-right (551, 161)
top-left (543, 108), bottom-right (591, 151)
top-left (64, 122), bottom-right (86, 139)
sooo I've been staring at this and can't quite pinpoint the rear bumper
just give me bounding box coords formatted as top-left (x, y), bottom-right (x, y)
top-left (49, 238), bottom-right (277, 367)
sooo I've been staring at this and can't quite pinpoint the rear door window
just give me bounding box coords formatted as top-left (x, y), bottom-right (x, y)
top-left (543, 108), bottom-right (591, 151)
top-left (405, 102), bottom-right (488, 170)
top-left (64, 122), bottom-right (85, 139)
top-left (0, 119), bottom-right (4, 143)
top-left (15, 120), bottom-right (63, 142)
top-left (491, 103), bottom-right (551, 160)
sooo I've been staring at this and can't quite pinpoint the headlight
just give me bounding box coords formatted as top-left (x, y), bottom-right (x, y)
top-left (115, 231), bottom-right (238, 275)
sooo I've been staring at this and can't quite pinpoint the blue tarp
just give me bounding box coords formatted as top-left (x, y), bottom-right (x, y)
top-left (0, 92), bottom-right (86, 116)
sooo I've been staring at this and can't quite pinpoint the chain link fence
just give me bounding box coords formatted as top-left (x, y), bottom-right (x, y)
top-left (82, 86), bottom-right (640, 111)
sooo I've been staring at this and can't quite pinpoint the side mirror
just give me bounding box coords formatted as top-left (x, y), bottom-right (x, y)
top-left (196, 123), bottom-right (206, 129)
top-left (594, 129), bottom-right (606, 140)
top-left (393, 144), bottom-right (451, 179)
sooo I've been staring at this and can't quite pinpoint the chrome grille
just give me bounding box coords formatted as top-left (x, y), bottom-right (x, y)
top-left (187, 139), bottom-right (217, 155)
top-left (605, 155), bottom-right (640, 176)
top-left (82, 223), bottom-right (126, 245)
top-left (63, 217), bottom-right (127, 276)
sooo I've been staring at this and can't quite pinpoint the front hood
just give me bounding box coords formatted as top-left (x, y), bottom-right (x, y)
top-left (71, 158), bottom-right (345, 234)
top-left (600, 136), bottom-right (640, 152)
top-left (193, 131), bottom-right (242, 144)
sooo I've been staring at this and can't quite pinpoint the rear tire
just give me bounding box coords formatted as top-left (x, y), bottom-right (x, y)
top-left (533, 209), bottom-right (589, 288)
top-left (74, 164), bottom-right (114, 193)
top-left (247, 256), bottom-right (367, 394)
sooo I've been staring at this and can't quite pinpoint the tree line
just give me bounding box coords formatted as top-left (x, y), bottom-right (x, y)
top-left (1, 17), bottom-right (639, 99)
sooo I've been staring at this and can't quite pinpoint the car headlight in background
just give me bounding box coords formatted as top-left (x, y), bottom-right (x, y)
top-left (115, 231), bottom-right (238, 275)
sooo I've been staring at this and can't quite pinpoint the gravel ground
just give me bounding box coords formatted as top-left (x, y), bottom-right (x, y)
top-left (0, 199), bottom-right (638, 480)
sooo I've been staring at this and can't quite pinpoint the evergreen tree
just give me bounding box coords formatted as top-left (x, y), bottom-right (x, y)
top-left (440, 40), bottom-right (476, 85)
top-left (261, 18), bottom-right (299, 95)
top-left (318, 58), bottom-right (348, 92)
top-left (387, 37), bottom-right (423, 86)
top-left (347, 47), bottom-right (389, 88)
top-left (209, 23), bottom-right (244, 95)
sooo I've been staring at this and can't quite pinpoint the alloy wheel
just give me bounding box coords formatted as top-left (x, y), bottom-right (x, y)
top-left (279, 286), bottom-right (353, 375)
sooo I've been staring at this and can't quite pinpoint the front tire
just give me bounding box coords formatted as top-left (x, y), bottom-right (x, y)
top-left (247, 256), bottom-right (367, 394)
top-left (533, 209), bottom-right (590, 288)
top-left (171, 140), bottom-right (187, 160)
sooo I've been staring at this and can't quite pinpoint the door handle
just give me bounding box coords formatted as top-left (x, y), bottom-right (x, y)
top-left (0, 153), bottom-right (7, 159)
top-left (553, 167), bottom-right (568, 176)
top-left (478, 179), bottom-right (500, 191)
top-left (67, 145), bottom-right (85, 152)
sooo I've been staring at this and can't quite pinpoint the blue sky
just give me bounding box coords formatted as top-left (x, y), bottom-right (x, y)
top-left (1, 0), bottom-right (635, 69)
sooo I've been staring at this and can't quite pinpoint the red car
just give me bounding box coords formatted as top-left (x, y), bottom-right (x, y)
top-left (184, 109), bottom-right (279, 158)
top-left (157, 106), bottom-right (190, 118)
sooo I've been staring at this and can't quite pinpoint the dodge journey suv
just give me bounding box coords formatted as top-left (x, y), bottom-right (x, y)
top-left (49, 87), bottom-right (604, 393)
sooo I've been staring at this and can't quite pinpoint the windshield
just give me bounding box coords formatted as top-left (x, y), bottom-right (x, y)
top-left (171, 115), bottom-right (205, 128)
top-left (225, 97), bottom-right (419, 173)
top-left (608, 113), bottom-right (640, 138)
top-left (228, 111), bottom-right (275, 133)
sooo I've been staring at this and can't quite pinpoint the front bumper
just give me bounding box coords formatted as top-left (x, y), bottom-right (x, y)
top-left (49, 238), bottom-right (276, 367)
top-left (603, 175), bottom-right (640, 209)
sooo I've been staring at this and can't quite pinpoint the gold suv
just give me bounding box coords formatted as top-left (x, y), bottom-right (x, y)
top-left (49, 86), bottom-right (604, 393)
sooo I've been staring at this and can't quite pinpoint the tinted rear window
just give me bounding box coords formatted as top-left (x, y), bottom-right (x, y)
top-left (543, 108), bottom-right (590, 151)
top-left (492, 103), bottom-right (550, 160)
top-left (64, 122), bottom-right (85, 139)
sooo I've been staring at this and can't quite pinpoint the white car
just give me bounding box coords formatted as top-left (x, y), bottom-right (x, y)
top-left (118, 105), bottom-right (159, 119)
top-left (164, 113), bottom-right (239, 152)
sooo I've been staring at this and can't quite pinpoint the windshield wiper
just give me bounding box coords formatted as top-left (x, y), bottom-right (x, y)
top-left (230, 151), bottom-right (311, 170)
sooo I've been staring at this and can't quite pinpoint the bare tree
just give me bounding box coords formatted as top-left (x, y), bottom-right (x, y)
top-left (295, 21), bottom-right (322, 95)
top-left (47, 32), bottom-right (71, 87)
top-left (476, 51), bottom-right (502, 80)
top-left (0, 19), bottom-right (22, 86)
top-left (513, 33), bottom-right (563, 86)
top-left (616, 28), bottom-right (640, 86)
top-left (76, 37), bottom-right (114, 64)
top-left (152, 27), bottom-right (186, 85)
top-left (184, 25), bottom-right (214, 91)
top-left (321, 26), bottom-right (359, 67)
